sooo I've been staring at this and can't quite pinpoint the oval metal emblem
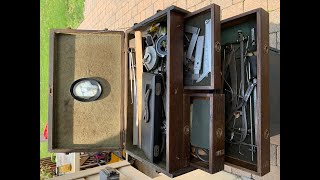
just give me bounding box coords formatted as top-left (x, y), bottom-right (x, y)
top-left (264, 44), bottom-right (269, 54)
top-left (215, 41), bottom-right (221, 52)
top-left (264, 129), bottom-right (270, 139)
top-left (184, 126), bottom-right (190, 135)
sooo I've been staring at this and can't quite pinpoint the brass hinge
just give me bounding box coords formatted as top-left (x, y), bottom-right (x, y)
top-left (215, 41), bottom-right (221, 52)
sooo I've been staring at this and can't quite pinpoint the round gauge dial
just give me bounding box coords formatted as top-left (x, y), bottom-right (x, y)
top-left (70, 78), bottom-right (102, 102)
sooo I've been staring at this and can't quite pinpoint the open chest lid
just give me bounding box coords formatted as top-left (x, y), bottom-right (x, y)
top-left (48, 5), bottom-right (189, 153)
top-left (48, 29), bottom-right (125, 152)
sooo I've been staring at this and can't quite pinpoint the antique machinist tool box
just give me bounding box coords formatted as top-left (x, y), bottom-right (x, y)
top-left (48, 4), bottom-right (270, 178)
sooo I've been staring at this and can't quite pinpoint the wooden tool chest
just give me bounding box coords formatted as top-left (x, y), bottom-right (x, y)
top-left (48, 4), bottom-right (270, 178)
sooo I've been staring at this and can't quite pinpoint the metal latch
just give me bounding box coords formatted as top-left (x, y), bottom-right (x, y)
top-left (49, 86), bottom-right (53, 96)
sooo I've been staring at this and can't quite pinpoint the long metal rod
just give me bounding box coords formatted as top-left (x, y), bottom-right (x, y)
top-left (248, 62), bottom-right (254, 161)
top-left (193, 36), bottom-right (204, 78)
top-left (196, 19), bottom-right (212, 83)
top-left (227, 141), bottom-right (258, 147)
top-left (253, 78), bottom-right (257, 151)
top-left (249, 96), bottom-right (254, 160)
top-left (129, 49), bottom-right (133, 104)
top-left (239, 31), bottom-right (248, 142)
top-left (186, 26), bottom-right (200, 59)
top-left (229, 47), bottom-right (238, 108)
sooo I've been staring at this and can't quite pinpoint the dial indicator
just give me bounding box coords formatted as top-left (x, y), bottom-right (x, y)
top-left (70, 78), bottom-right (102, 102)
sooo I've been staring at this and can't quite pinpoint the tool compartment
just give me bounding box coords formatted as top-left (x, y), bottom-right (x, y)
top-left (124, 6), bottom-right (192, 177)
top-left (47, 4), bottom-right (270, 178)
top-left (221, 9), bottom-right (270, 176)
top-left (183, 5), bottom-right (221, 90)
top-left (180, 4), bottom-right (225, 174)
top-left (182, 93), bottom-right (225, 173)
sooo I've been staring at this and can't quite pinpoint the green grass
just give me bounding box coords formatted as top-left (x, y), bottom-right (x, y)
top-left (40, 0), bottom-right (84, 158)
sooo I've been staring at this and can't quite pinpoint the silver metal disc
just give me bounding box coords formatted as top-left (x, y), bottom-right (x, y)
top-left (143, 46), bottom-right (158, 71)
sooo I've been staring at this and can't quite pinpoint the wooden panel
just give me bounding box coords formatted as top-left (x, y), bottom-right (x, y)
top-left (40, 157), bottom-right (56, 171)
top-left (124, 32), bottom-right (130, 149)
top-left (182, 94), bottom-right (191, 168)
top-left (72, 153), bottom-right (80, 172)
top-left (125, 6), bottom-right (190, 177)
top-left (221, 9), bottom-right (270, 176)
top-left (225, 157), bottom-right (257, 172)
top-left (184, 93), bottom-right (224, 174)
top-left (132, 158), bottom-right (161, 178)
top-left (124, 32), bottom-right (135, 152)
top-left (212, 5), bottom-right (222, 91)
top-left (183, 4), bottom-right (222, 90)
top-left (80, 155), bottom-right (89, 166)
top-left (134, 31), bottom-right (143, 148)
top-left (256, 8), bottom-right (270, 176)
top-left (126, 146), bottom-right (195, 178)
top-left (126, 147), bottom-right (167, 175)
top-left (166, 10), bottom-right (188, 173)
top-left (48, 29), bottom-right (125, 152)
top-left (132, 6), bottom-right (189, 31)
top-left (209, 94), bottom-right (225, 173)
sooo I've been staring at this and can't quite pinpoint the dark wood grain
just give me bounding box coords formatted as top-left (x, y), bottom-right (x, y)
top-left (40, 157), bottom-right (57, 172)
top-left (126, 149), bottom-right (168, 176)
top-left (256, 8), bottom-right (270, 176)
top-left (183, 89), bottom-right (220, 94)
top-left (225, 156), bottom-right (257, 172)
top-left (166, 10), bottom-right (188, 173)
top-left (184, 5), bottom-right (212, 19)
top-left (221, 8), bottom-right (270, 176)
top-left (212, 5), bottom-right (222, 91)
top-left (185, 93), bottom-right (224, 174)
top-left (126, 149), bottom-right (195, 178)
top-left (124, 32), bottom-right (135, 151)
top-left (221, 9), bottom-right (263, 25)
top-left (131, 6), bottom-right (189, 31)
top-left (125, 6), bottom-right (190, 176)
top-left (183, 4), bottom-right (222, 90)
top-left (209, 94), bottom-right (225, 173)
top-left (182, 94), bottom-right (191, 166)
top-left (190, 160), bottom-right (210, 173)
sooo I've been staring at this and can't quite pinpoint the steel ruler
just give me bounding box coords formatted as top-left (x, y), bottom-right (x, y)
top-left (197, 19), bottom-right (211, 83)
